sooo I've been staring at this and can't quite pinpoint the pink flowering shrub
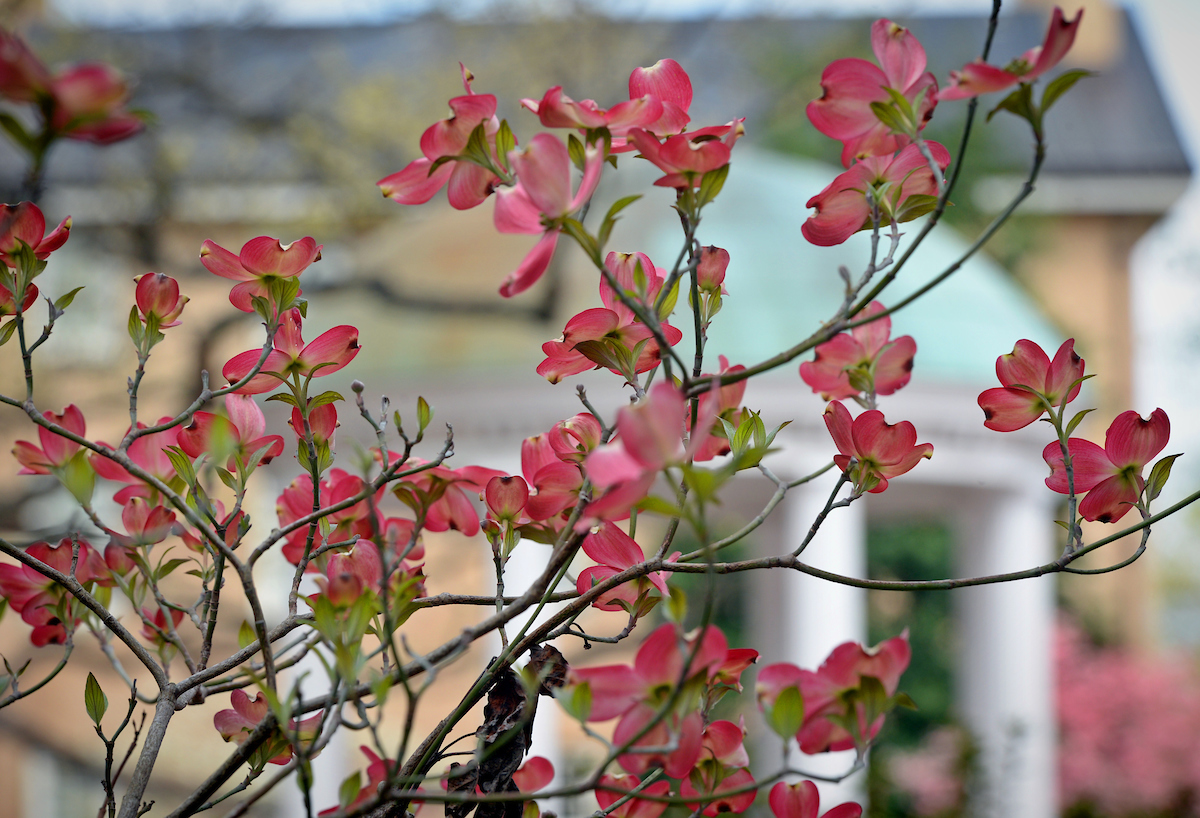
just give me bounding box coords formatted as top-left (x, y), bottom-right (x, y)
top-left (0, 8), bottom-right (1189, 818)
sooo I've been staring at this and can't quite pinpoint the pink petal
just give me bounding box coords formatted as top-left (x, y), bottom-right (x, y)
top-left (562, 307), bottom-right (621, 344)
top-left (1025, 7), bottom-right (1084, 81)
top-left (585, 443), bottom-right (646, 491)
top-left (806, 58), bottom-right (890, 147)
top-left (298, 325), bottom-right (360, 377)
top-left (872, 19), bottom-right (928, 92)
top-left (378, 158), bottom-right (453, 205)
top-left (978, 386), bottom-right (1045, 432)
top-left (873, 335), bottom-right (916, 395)
top-left (802, 172), bottom-right (873, 246)
top-left (199, 239), bottom-right (253, 281)
top-left (629, 59), bottom-right (692, 114)
top-left (939, 60), bottom-right (1018, 102)
top-left (1104, 408), bottom-right (1169, 469)
top-left (823, 401), bottom-right (857, 458)
top-left (849, 301), bottom-right (892, 358)
top-left (770, 781), bottom-right (820, 818)
top-left (1044, 338), bottom-right (1085, 404)
top-left (226, 394), bottom-right (266, 442)
top-left (512, 757), bottom-right (554, 793)
top-left (1042, 437), bottom-right (1114, 494)
top-left (582, 521), bottom-right (644, 570)
top-left (239, 236), bottom-right (320, 279)
top-left (877, 441), bottom-right (934, 479)
top-left (420, 93), bottom-right (498, 158)
top-left (604, 96), bottom-right (664, 135)
top-left (222, 349), bottom-right (290, 395)
top-left (499, 230), bottom-right (559, 298)
top-left (996, 339), bottom-right (1051, 390)
top-left (446, 161), bottom-right (498, 210)
top-left (493, 182), bottom-right (545, 235)
top-left (1078, 474), bottom-right (1139, 524)
top-left (850, 411), bottom-right (917, 465)
top-left (569, 664), bottom-right (643, 721)
top-left (509, 133), bottom-right (571, 216)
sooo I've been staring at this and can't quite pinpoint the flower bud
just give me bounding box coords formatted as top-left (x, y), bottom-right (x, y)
top-left (135, 272), bottom-right (188, 327)
top-left (696, 246), bottom-right (729, 294)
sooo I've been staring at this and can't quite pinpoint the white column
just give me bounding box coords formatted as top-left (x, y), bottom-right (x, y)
top-left (954, 489), bottom-right (1056, 818)
top-left (781, 467), bottom-right (867, 804)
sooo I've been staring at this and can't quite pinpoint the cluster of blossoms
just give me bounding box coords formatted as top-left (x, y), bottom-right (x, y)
top-left (0, 8), bottom-right (1183, 818)
top-left (978, 338), bottom-right (1173, 524)
top-left (0, 29), bottom-right (143, 144)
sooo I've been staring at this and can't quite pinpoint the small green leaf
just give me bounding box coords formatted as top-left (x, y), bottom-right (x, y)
top-left (339, 771), bottom-right (363, 809)
top-left (84, 672), bottom-right (108, 726)
top-left (1041, 69), bottom-right (1094, 114)
top-left (416, 396), bottom-right (432, 437)
top-left (766, 685), bottom-right (805, 739)
top-left (266, 392), bottom-right (300, 409)
top-left (164, 445), bottom-right (198, 488)
top-left (560, 218), bottom-right (601, 266)
top-left (567, 133), bottom-right (587, 172)
top-left (0, 112), bottom-right (34, 152)
top-left (1146, 453), bottom-right (1183, 503)
top-left (54, 286), bottom-right (85, 313)
top-left (636, 495), bottom-right (680, 518)
top-left (309, 390), bottom-right (344, 409)
top-left (987, 83), bottom-right (1037, 127)
top-left (154, 558), bottom-right (190, 582)
top-left (555, 681), bottom-right (593, 722)
top-left (0, 319), bottom-right (17, 348)
top-left (696, 163), bottom-right (730, 208)
top-left (869, 100), bottom-right (908, 133)
top-left (496, 120), bottom-right (516, 168)
top-left (56, 450), bottom-right (95, 505)
top-left (666, 584), bottom-right (688, 624)
top-left (1064, 407), bottom-right (1096, 436)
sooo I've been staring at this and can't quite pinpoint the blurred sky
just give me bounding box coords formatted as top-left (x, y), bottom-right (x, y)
top-left (47, 0), bottom-right (997, 27)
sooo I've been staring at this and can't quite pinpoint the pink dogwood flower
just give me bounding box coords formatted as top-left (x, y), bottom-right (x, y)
top-left (769, 781), bottom-right (862, 818)
top-left (178, 394), bottom-right (286, 470)
top-left (626, 120), bottom-right (745, 188)
top-left (493, 132), bottom-right (604, 297)
top-left (139, 605), bottom-right (185, 647)
top-left (214, 690), bottom-right (321, 767)
top-left (91, 417), bottom-right (179, 504)
top-left (802, 142), bottom-right (950, 247)
top-left (134, 272), bottom-right (187, 327)
top-left (800, 302), bottom-right (916, 400)
top-left (1043, 409), bottom-right (1170, 523)
top-left (111, 496), bottom-right (178, 548)
top-left (0, 537), bottom-right (110, 646)
top-left (807, 19), bottom-right (939, 167)
top-left (0, 201), bottom-right (71, 270)
top-left (537, 251), bottom-right (683, 383)
top-left (576, 521), bottom-right (670, 616)
top-left (223, 308), bottom-right (359, 394)
top-left (692, 355), bottom-right (747, 462)
top-left (521, 84), bottom-right (662, 137)
top-left (49, 63), bottom-right (144, 144)
top-left (628, 59), bottom-right (693, 138)
top-left (941, 7), bottom-right (1083, 101)
top-left (512, 756), bottom-right (555, 793)
top-left (824, 401), bottom-right (932, 494)
top-left (289, 402), bottom-right (338, 448)
top-left (681, 720), bottom-right (758, 816)
top-left (0, 29), bottom-right (51, 102)
top-left (977, 338), bottom-right (1084, 432)
top-left (378, 64), bottom-right (502, 210)
top-left (13, 404), bottom-right (86, 475)
top-left (199, 236), bottom-right (322, 315)
top-left (758, 633), bottom-right (911, 755)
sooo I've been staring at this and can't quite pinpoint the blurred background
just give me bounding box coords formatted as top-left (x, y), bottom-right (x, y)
top-left (1, 0), bottom-right (1200, 816)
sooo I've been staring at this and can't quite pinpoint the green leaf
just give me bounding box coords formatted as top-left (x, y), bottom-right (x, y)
top-left (0, 112), bottom-right (34, 152)
top-left (567, 133), bottom-right (587, 172)
top-left (666, 584), bottom-right (687, 624)
top-left (236, 620), bottom-right (256, 650)
top-left (309, 390), bottom-right (343, 409)
top-left (696, 163), bottom-right (730, 209)
top-left (53, 286), bottom-right (85, 314)
top-left (416, 396), bottom-right (432, 438)
top-left (987, 83), bottom-right (1037, 126)
top-left (869, 100), bottom-right (908, 133)
top-left (266, 392), bottom-right (300, 409)
top-left (339, 771), bottom-right (363, 809)
top-left (1064, 407), bottom-right (1096, 436)
top-left (555, 681), bottom-right (593, 722)
top-left (154, 558), bottom-right (190, 582)
top-left (657, 275), bottom-right (680, 321)
top-left (636, 495), bottom-right (681, 518)
top-left (127, 304), bottom-right (144, 345)
top-left (84, 672), bottom-right (108, 726)
top-left (496, 120), bottom-right (516, 168)
top-left (0, 319), bottom-right (17, 348)
top-left (1146, 453), bottom-right (1183, 503)
top-left (216, 466), bottom-right (238, 491)
top-left (882, 86), bottom-right (916, 125)
top-left (56, 450), bottom-right (95, 505)
top-left (766, 685), bottom-right (805, 739)
top-left (597, 194), bottom-right (642, 248)
top-left (164, 446), bottom-right (198, 489)
top-left (1041, 69), bottom-right (1094, 114)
